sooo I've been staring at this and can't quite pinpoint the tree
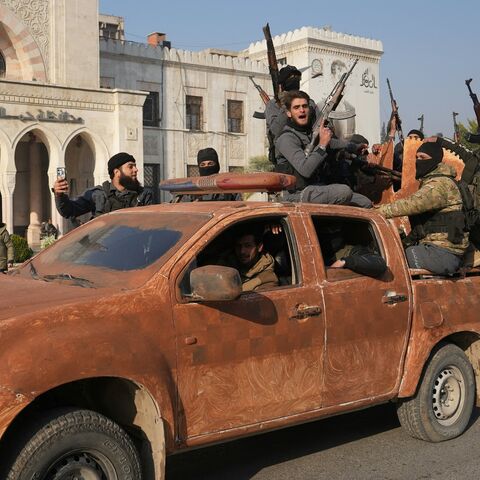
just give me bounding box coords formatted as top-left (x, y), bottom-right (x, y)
top-left (248, 155), bottom-right (273, 172)
top-left (380, 122), bottom-right (388, 143)
top-left (458, 119), bottom-right (480, 153)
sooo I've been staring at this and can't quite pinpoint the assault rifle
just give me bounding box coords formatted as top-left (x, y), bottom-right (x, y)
top-left (418, 114), bottom-right (424, 133)
top-left (387, 78), bottom-right (405, 144)
top-left (353, 155), bottom-right (402, 181)
top-left (453, 112), bottom-right (460, 143)
top-left (304, 59), bottom-right (358, 156)
top-left (249, 76), bottom-right (270, 105)
top-left (263, 23), bottom-right (279, 104)
top-left (465, 78), bottom-right (480, 143)
top-left (249, 76), bottom-right (269, 119)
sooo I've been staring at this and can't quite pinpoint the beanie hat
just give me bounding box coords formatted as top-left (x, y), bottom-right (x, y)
top-left (417, 142), bottom-right (443, 162)
top-left (278, 65), bottom-right (301, 86)
top-left (197, 147), bottom-right (219, 166)
top-left (108, 152), bottom-right (135, 176)
top-left (407, 129), bottom-right (425, 140)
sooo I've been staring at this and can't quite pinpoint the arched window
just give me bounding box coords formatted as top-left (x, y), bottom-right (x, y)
top-left (0, 51), bottom-right (5, 78)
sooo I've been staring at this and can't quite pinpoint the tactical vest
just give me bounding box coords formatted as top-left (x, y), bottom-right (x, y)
top-left (101, 181), bottom-right (139, 213)
top-left (408, 175), bottom-right (470, 245)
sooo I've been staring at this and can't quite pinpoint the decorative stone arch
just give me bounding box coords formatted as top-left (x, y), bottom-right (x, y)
top-left (62, 127), bottom-right (110, 184)
top-left (0, 4), bottom-right (47, 82)
top-left (11, 124), bottom-right (62, 242)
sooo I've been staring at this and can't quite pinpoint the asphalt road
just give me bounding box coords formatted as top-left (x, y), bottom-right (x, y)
top-left (167, 404), bottom-right (480, 480)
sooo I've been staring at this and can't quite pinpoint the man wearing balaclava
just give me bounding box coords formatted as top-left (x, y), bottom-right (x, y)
top-left (265, 65), bottom-right (305, 142)
top-left (377, 140), bottom-right (469, 274)
top-left (197, 147), bottom-right (220, 176)
top-left (53, 152), bottom-right (153, 223)
top-left (181, 147), bottom-right (239, 202)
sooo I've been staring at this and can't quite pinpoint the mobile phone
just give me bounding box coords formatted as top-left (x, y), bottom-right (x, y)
top-left (56, 167), bottom-right (66, 180)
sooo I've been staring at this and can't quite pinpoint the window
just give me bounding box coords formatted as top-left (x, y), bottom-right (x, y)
top-left (227, 100), bottom-right (243, 133)
top-left (228, 166), bottom-right (244, 174)
top-left (0, 52), bottom-right (5, 78)
top-left (186, 95), bottom-right (203, 130)
top-left (310, 216), bottom-right (385, 281)
top-left (100, 76), bottom-right (115, 89)
top-left (277, 57), bottom-right (287, 66)
top-left (186, 164), bottom-right (200, 177)
top-left (144, 163), bottom-right (161, 203)
top-left (143, 91), bottom-right (160, 127)
top-left (179, 216), bottom-right (299, 297)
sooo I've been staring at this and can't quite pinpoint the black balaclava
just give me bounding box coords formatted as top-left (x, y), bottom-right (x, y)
top-left (415, 142), bottom-right (443, 179)
top-left (197, 148), bottom-right (220, 176)
top-left (407, 129), bottom-right (425, 140)
top-left (278, 65), bottom-right (302, 91)
top-left (350, 134), bottom-right (369, 145)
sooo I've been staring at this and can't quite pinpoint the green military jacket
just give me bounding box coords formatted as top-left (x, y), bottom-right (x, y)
top-left (0, 224), bottom-right (14, 270)
top-left (377, 163), bottom-right (469, 255)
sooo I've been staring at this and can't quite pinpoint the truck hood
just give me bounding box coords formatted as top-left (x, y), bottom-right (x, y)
top-left (0, 275), bottom-right (115, 321)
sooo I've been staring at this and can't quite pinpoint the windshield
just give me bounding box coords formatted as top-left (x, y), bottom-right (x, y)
top-left (23, 211), bottom-right (211, 288)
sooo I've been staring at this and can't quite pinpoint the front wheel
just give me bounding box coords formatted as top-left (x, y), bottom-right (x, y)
top-left (6, 408), bottom-right (142, 479)
top-left (397, 343), bottom-right (475, 442)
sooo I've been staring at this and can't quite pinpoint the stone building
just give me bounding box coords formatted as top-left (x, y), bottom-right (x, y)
top-left (0, 0), bottom-right (146, 243)
top-left (0, 0), bottom-right (383, 243)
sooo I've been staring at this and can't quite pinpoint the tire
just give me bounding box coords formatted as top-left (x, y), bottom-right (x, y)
top-left (6, 408), bottom-right (142, 480)
top-left (397, 343), bottom-right (475, 442)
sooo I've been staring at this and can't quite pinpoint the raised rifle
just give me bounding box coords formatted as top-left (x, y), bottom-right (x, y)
top-left (249, 76), bottom-right (270, 106)
top-left (465, 78), bottom-right (480, 143)
top-left (453, 112), bottom-right (460, 143)
top-left (418, 114), bottom-right (424, 133)
top-left (263, 23), bottom-right (279, 104)
top-left (304, 59), bottom-right (358, 157)
top-left (387, 78), bottom-right (405, 144)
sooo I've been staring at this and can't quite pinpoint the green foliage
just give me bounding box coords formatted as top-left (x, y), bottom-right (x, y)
top-left (458, 119), bottom-right (480, 153)
top-left (248, 155), bottom-right (274, 172)
top-left (41, 235), bottom-right (57, 250)
top-left (11, 234), bottom-right (33, 263)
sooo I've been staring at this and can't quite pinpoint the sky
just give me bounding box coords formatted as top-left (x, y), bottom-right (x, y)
top-left (99, 0), bottom-right (479, 138)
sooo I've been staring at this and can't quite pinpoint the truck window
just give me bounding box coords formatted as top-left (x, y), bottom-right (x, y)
top-left (310, 216), bottom-right (386, 281)
top-left (179, 216), bottom-right (300, 297)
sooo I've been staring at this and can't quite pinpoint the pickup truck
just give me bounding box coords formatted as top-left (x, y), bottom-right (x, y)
top-left (0, 197), bottom-right (479, 480)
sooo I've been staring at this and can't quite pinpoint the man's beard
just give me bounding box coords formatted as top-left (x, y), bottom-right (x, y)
top-left (119, 172), bottom-right (141, 192)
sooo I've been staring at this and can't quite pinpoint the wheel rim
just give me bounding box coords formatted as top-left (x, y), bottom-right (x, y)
top-left (431, 365), bottom-right (466, 426)
top-left (45, 451), bottom-right (117, 480)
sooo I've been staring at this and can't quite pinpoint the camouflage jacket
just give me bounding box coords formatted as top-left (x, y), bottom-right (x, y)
top-left (377, 163), bottom-right (469, 255)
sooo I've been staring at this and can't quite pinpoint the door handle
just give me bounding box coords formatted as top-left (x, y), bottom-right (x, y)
top-left (290, 304), bottom-right (322, 320)
top-left (382, 291), bottom-right (408, 305)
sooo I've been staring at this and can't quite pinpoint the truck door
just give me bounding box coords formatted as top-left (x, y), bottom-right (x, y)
top-left (171, 212), bottom-right (326, 440)
top-left (307, 213), bottom-right (411, 406)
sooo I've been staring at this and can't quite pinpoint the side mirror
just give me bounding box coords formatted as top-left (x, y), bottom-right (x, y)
top-left (188, 265), bottom-right (242, 302)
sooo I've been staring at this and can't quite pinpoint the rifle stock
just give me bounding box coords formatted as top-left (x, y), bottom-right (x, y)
top-left (304, 59), bottom-right (359, 156)
top-left (263, 23), bottom-right (279, 103)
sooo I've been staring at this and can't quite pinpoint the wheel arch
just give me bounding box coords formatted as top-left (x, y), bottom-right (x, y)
top-left (399, 331), bottom-right (480, 402)
top-left (0, 376), bottom-right (166, 480)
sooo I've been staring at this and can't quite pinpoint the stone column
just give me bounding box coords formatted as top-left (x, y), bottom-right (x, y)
top-left (26, 138), bottom-right (43, 246)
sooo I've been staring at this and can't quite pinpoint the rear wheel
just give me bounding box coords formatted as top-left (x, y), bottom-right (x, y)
top-left (6, 408), bottom-right (142, 479)
top-left (397, 343), bottom-right (475, 442)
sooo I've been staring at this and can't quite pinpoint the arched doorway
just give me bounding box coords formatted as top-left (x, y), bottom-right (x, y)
top-left (13, 131), bottom-right (50, 244)
top-left (64, 133), bottom-right (95, 226)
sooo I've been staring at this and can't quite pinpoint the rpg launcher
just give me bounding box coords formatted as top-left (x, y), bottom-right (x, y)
top-left (159, 172), bottom-right (296, 198)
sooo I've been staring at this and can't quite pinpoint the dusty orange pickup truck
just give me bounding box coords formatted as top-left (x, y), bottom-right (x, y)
top-left (0, 200), bottom-right (480, 479)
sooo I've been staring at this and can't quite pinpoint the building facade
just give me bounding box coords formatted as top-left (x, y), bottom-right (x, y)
top-left (0, 0), bottom-right (383, 243)
top-left (0, 0), bottom-right (146, 242)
